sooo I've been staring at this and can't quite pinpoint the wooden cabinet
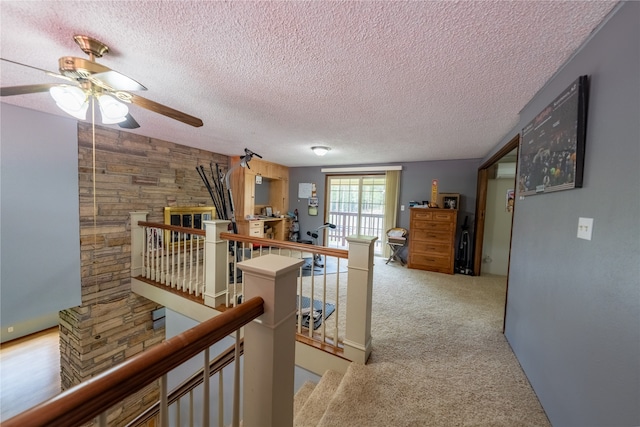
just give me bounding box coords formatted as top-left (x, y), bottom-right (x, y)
top-left (244, 217), bottom-right (291, 241)
top-left (229, 157), bottom-right (289, 220)
top-left (229, 157), bottom-right (291, 240)
top-left (407, 208), bottom-right (457, 274)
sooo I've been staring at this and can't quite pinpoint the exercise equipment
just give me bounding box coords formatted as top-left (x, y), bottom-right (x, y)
top-left (455, 216), bottom-right (473, 275)
top-left (304, 223), bottom-right (336, 268)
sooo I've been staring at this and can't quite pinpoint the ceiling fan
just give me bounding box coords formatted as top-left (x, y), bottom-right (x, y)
top-left (0, 35), bottom-right (203, 129)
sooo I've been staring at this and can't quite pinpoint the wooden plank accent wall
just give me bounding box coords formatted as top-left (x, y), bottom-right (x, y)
top-left (59, 122), bottom-right (228, 424)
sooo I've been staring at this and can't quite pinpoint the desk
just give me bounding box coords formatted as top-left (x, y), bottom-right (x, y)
top-left (241, 217), bottom-right (291, 241)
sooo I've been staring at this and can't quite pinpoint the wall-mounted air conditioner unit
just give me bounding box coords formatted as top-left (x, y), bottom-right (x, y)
top-left (496, 163), bottom-right (516, 178)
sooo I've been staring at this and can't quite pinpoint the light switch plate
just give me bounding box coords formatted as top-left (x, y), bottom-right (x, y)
top-left (577, 217), bottom-right (593, 240)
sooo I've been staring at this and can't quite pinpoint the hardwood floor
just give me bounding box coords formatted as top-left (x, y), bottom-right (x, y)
top-left (0, 327), bottom-right (61, 421)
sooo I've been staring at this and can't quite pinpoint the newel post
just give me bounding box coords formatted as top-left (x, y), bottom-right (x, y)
top-left (130, 212), bottom-right (149, 278)
top-left (344, 234), bottom-right (378, 364)
top-left (203, 220), bottom-right (231, 309)
top-left (238, 254), bottom-right (304, 427)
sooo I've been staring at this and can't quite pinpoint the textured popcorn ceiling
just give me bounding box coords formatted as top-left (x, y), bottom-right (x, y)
top-left (0, 1), bottom-right (617, 167)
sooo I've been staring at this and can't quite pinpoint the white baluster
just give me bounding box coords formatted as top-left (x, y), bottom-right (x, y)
top-left (188, 233), bottom-right (194, 294)
top-left (153, 228), bottom-right (159, 281)
top-left (308, 260), bottom-right (315, 338)
top-left (297, 268), bottom-right (303, 333)
top-left (335, 257), bottom-right (341, 349)
top-left (182, 231), bottom-right (188, 292)
top-left (165, 231), bottom-right (170, 285)
top-left (232, 330), bottom-right (240, 427)
top-left (177, 231), bottom-right (182, 290)
top-left (159, 230), bottom-right (165, 285)
top-left (225, 241), bottom-right (231, 308)
top-left (171, 231), bottom-right (175, 287)
top-left (144, 227), bottom-right (149, 278)
top-left (321, 262), bottom-right (328, 342)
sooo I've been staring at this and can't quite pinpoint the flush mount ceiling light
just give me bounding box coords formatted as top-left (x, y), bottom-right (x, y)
top-left (312, 146), bottom-right (331, 156)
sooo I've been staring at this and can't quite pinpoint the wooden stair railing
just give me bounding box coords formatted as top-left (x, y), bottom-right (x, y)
top-left (221, 232), bottom-right (349, 259)
top-left (126, 340), bottom-right (245, 427)
top-left (3, 297), bottom-right (264, 427)
top-left (222, 231), bottom-right (350, 357)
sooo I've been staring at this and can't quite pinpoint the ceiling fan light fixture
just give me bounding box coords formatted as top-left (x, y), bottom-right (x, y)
top-left (50, 85), bottom-right (89, 120)
top-left (98, 93), bottom-right (129, 124)
top-left (312, 146), bottom-right (331, 156)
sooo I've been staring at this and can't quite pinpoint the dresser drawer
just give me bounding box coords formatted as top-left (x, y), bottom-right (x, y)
top-left (408, 253), bottom-right (452, 272)
top-left (431, 211), bottom-right (456, 222)
top-left (411, 210), bottom-right (433, 220)
top-left (411, 241), bottom-right (451, 254)
top-left (412, 220), bottom-right (453, 232)
top-left (411, 229), bottom-right (452, 244)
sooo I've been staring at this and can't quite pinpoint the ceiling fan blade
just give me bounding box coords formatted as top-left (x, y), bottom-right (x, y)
top-left (59, 57), bottom-right (146, 91)
top-left (117, 114), bottom-right (140, 129)
top-left (1, 58), bottom-right (75, 83)
top-left (92, 71), bottom-right (146, 92)
top-left (127, 93), bottom-right (203, 127)
top-left (1, 83), bottom-right (60, 97)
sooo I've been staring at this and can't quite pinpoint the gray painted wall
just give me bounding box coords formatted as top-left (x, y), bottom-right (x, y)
top-left (487, 3), bottom-right (639, 425)
top-left (1, 104), bottom-right (81, 342)
top-left (288, 158), bottom-right (480, 244)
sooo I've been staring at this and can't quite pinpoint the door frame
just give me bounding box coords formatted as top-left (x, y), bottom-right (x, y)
top-left (473, 134), bottom-right (519, 331)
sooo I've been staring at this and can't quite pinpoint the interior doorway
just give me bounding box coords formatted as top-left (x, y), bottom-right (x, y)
top-left (473, 135), bottom-right (519, 330)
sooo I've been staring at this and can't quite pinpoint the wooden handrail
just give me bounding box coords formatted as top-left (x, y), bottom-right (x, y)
top-left (126, 340), bottom-right (245, 427)
top-left (138, 220), bottom-right (207, 236)
top-left (221, 232), bottom-right (349, 259)
top-left (3, 297), bottom-right (264, 427)
top-left (136, 220), bottom-right (347, 259)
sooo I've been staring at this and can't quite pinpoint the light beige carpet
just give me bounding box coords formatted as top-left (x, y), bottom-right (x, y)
top-left (296, 257), bottom-right (550, 427)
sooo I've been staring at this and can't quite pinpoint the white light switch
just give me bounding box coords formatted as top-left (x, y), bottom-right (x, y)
top-left (577, 217), bottom-right (593, 240)
top-left (401, 205), bottom-right (405, 211)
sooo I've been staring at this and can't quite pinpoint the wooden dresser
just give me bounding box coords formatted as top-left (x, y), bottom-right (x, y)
top-left (407, 208), bottom-right (458, 274)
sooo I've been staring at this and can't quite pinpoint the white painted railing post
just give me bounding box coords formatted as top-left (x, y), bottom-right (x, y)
top-left (344, 235), bottom-right (378, 364)
top-left (238, 254), bottom-right (303, 427)
top-left (130, 212), bottom-right (149, 278)
top-left (203, 220), bottom-right (231, 309)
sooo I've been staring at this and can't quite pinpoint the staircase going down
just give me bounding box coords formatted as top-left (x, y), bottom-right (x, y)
top-left (294, 370), bottom-right (344, 427)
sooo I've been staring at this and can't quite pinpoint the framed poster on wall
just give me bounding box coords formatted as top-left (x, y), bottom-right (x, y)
top-left (517, 75), bottom-right (589, 197)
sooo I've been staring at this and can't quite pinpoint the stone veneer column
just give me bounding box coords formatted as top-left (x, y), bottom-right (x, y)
top-left (59, 122), bottom-right (229, 424)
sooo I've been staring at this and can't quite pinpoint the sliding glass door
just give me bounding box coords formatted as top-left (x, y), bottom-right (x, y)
top-left (326, 175), bottom-right (386, 254)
